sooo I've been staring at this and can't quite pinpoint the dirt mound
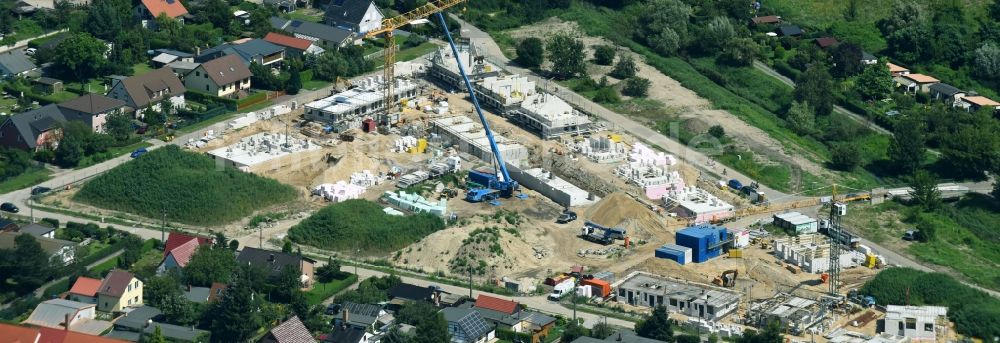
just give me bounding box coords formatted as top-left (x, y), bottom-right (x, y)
top-left (585, 192), bottom-right (669, 240)
top-left (312, 152), bottom-right (386, 187)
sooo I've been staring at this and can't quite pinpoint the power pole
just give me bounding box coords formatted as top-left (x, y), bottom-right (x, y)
top-left (161, 209), bottom-right (166, 243)
top-left (829, 185), bottom-right (843, 296)
top-left (468, 269), bottom-right (473, 299)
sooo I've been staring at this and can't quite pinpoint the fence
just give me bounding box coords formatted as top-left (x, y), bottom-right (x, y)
top-left (237, 90), bottom-right (283, 111)
top-left (364, 44), bottom-right (400, 61)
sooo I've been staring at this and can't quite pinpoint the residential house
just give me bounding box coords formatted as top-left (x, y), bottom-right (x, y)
top-left (157, 232), bottom-right (213, 273)
top-left (386, 283), bottom-right (435, 305)
top-left (0, 323), bottom-right (127, 343)
top-left (10, 0), bottom-right (90, 12)
top-left (860, 51), bottom-right (878, 65)
top-left (957, 95), bottom-right (1000, 112)
top-left (236, 247), bottom-right (316, 290)
top-left (323, 325), bottom-right (373, 343)
top-left (196, 39), bottom-right (285, 67)
top-left (882, 305), bottom-right (947, 340)
top-left (0, 104), bottom-right (67, 151)
top-left (887, 62), bottom-right (909, 76)
top-left (33, 77), bottom-right (64, 94)
top-left (928, 83), bottom-right (965, 105)
top-left (0, 219), bottom-right (17, 232)
top-left (68, 276), bottom-right (102, 304)
top-left (23, 299), bottom-right (113, 335)
top-left (571, 330), bottom-right (669, 343)
top-left (152, 49), bottom-right (195, 67)
top-left (894, 73), bottom-right (939, 94)
top-left (106, 67), bottom-right (186, 115)
top-left (19, 223), bottom-right (56, 238)
top-left (183, 55), bottom-right (253, 98)
top-left (750, 15), bottom-right (780, 26)
top-left (208, 282), bottom-right (227, 302)
top-left (0, 231), bottom-right (76, 264)
top-left (333, 302), bottom-right (388, 332)
top-left (106, 306), bottom-right (210, 342)
top-left (260, 316), bottom-right (317, 343)
top-left (136, 0), bottom-right (189, 29)
top-left (0, 104), bottom-right (66, 151)
top-left (96, 270), bottom-right (143, 312)
top-left (814, 37), bottom-right (839, 49)
top-left (324, 0), bottom-right (383, 35)
top-left (264, 32), bottom-right (326, 57)
top-left (0, 51), bottom-right (37, 79)
top-left (182, 285), bottom-right (211, 303)
top-left (270, 18), bottom-right (355, 48)
top-left (469, 295), bottom-right (555, 342)
top-left (777, 25), bottom-right (803, 37)
top-left (57, 94), bottom-right (127, 133)
top-left (442, 307), bottom-right (495, 343)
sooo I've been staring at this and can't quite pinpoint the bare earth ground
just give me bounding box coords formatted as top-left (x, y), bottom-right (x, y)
top-left (505, 18), bottom-right (830, 179)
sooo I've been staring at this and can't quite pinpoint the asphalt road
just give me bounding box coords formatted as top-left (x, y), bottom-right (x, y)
top-left (450, 15), bottom-right (800, 202)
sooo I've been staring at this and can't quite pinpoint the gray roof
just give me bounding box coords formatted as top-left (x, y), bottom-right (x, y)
top-left (197, 39), bottom-right (284, 65)
top-left (778, 25), bottom-right (803, 36)
top-left (571, 330), bottom-right (669, 343)
top-left (442, 308), bottom-right (492, 341)
top-left (324, 0), bottom-right (379, 27)
top-left (0, 51), bottom-right (37, 75)
top-left (155, 49), bottom-right (194, 58)
top-left (929, 83), bottom-right (963, 96)
top-left (182, 286), bottom-right (211, 303)
top-left (271, 17), bottom-right (354, 45)
top-left (237, 247), bottom-right (311, 278)
top-left (2, 104), bottom-right (66, 149)
top-left (340, 302), bottom-right (381, 327)
top-left (34, 77), bottom-right (63, 85)
top-left (145, 322), bottom-right (209, 342)
top-left (111, 67), bottom-right (185, 108)
top-left (19, 223), bottom-right (55, 237)
top-left (0, 231), bottom-right (74, 256)
top-left (324, 326), bottom-right (366, 343)
top-left (861, 51), bottom-right (876, 61)
top-left (23, 299), bottom-right (95, 328)
top-left (58, 94), bottom-right (125, 115)
top-left (114, 306), bottom-right (163, 330)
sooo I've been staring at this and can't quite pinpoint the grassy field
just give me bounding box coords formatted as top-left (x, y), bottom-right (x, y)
top-left (11, 19), bottom-right (43, 42)
top-left (845, 196), bottom-right (1000, 292)
top-left (0, 168), bottom-right (52, 194)
top-left (764, 0), bottom-right (992, 30)
top-left (304, 274), bottom-right (358, 305)
top-left (132, 62), bottom-right (153, 75)
top-left (74, 146), bottom-right (297, 226)
top-left (289, 199), bottom-right (446, 254)
top-left (283, 9), bottom-right (323, 23)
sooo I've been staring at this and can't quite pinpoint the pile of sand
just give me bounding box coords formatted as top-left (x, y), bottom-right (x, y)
top-left (311, 152), bottom-right (386, 187)
top-left (585, 192), bottom-right (668, 239)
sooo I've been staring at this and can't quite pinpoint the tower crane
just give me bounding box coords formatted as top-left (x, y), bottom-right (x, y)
top-left (363, 0), bottom-right (467, 127)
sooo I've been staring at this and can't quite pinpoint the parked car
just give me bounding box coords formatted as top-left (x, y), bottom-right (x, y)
top-left (30, 186), bottom-right (51, 195)
top-left (902, 230), bottom-right (919, 241)
top-left (130, 147), bottom-right (148, 158)
top-left (556, 210), bottom-right (577, 224)
top-left (1, 203), bottom-right (19, 213)
top-left (25, 48), bottom-right (37, 56)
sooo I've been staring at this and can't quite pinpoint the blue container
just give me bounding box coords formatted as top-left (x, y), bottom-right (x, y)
top-left (655, 244), bottom-right (690, 265)
top-left (676, 225), bottom-right (729, 263)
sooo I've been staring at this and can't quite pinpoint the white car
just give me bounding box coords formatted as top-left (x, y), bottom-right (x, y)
top-left (25, 48), bottom-right (37, 56)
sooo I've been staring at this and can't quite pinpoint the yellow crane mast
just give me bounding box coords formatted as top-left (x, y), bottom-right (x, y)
top-left (364, 0), bottom-right (467, 128)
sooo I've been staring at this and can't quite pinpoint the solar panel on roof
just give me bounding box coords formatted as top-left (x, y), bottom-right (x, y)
top-left (290, 20), bottom-right (302, 27)
top-left (457, 312), bottom-right (491, 338)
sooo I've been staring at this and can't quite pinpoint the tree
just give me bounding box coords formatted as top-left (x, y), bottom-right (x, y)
top-left (635, 306), bottom-right (673, 340)
top-left (117, 235), bottom-right (145, 268)
top-left (590, 322), bottom-right (614, 339)
top-left (634, 0), bottom-right (692, 55)
top-left (736, 321), bottom-right (783, 343)
top-left (708, 125), bottom-right (725, 139)
top-left (877, 0), bottom-right (924, 36)
top-left (830, 142), bottom-right (863, 171)
top-left (210, 281), bottom-right (262, 342)
top-left (676, 335), bottom-right (700, 343)
top-left (831, 43), bottom-right (863, 78)
top-left (12, 234), bottom-right (55, 292)
top-left (250, 62), bottom-right (283, 91)
top-left (794, 64), bottom-right (835, 115)
top-left (914, 217), bottom-right (936, 242)
top-left (184, 245), bottom-right (237, 287)
top-left (561, 321), bottom-right (586, 342)
top-left (144, 275), bottom-right (181, 309)
top-left (55, 134), bottom-right (85, 168)
top-left (720, 37), bottom-right (758, 67)
top-left (410, 312), bottom-right (450, 343)
top-left (315, 259), bottom-right (343, 284)
top-left (593, 87), bottom-right (621, 104)
top-left (973, 42), bottom-right (1000, 80)
top-left (515, 37), bottom-right (545, 68)
top-left (282, 240), bottom-right (293, 253)
top-left (785, 101), bottom-right (816, 136)
top-left (702, 16), bottom-right (735, 51)
top-left (87, 0), bottom-right (132, 41)
top-left (908, 170), bottom-right (941, 211)
top-left (396, 301), bottom-right (439, 325)
top-left (104, 111), bottom-right (133, 142)
top-left (142, 326), bottom-right (167, 343)
top-left (547, 33), bottom-right (586, 79)
top-left (593, 45), bottom-right (616, 65)
top-left (844, 0), bottom-right (860, 21)
top-left (52, 32), bottom-right (107, 81)
top-left (192, 0), bottom-right (231, 30)
top-left (888, 117), bottom-right (925, 174)
top-left (610, 55), bottom-right (637, 79)
top-left (939, 111), bottom-right (1000, 178)
top-left (993, 180), bottom-right (1000, 200)
top-left (886, 25), bottom-right (932, 64)
top-left (287, 68), bottom-right (302, 95)
top-left (622, 77), bottom-right (651, 97)
top-left (271, 266), bottom-right (302, 303)
top-left (854, 60), bottom-right (893, 101)
top-left (228, 239), bottom-right (239, 251)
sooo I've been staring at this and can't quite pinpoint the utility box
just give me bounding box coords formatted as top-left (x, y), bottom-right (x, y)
top-left (834, 203), bottom-right (847, 216)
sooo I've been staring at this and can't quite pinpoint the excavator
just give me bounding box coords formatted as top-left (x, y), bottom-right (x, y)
top-left (712, 269), bottom-right (738, 287)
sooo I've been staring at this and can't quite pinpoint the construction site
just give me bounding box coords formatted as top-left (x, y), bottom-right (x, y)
top-left (35, 9), bottom-right (950, 341)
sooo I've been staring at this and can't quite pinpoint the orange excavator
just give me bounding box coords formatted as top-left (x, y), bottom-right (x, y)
top-left (712, 269), bottom-right (738, 287)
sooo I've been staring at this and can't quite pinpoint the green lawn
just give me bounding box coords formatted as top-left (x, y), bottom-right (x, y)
top-left (284, 9), bottom-right (323, 23)
top-left (132, 62), bottom-right (153, 75)
top-left (302, 79), bottom-right (330, 90)
top-left (304, 274), bottom-right (358, 305)
top-left (393, 42), bottom-right (440, 64)
top-left (11, 19), bottom-right (44, 42)
top-left (176, 111), bottom-right (240, 134)
top-left (0, 168), bottom-right (52, 194)
top-left (0, 97), bottom-right (19, 114)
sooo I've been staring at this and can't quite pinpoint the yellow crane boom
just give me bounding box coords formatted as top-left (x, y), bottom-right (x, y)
top-left (364, 0), bottom-right (467, 129)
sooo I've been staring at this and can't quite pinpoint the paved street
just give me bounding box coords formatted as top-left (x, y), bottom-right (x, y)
top-left (0, 29), bottom-right (67, 54)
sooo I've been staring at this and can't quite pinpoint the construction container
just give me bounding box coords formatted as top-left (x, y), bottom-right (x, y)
top-left (655, 244), bottom-right (692, 265)
top-left (362, 118), bottom-right (377, 132)
top-left (608, 134), bottom-right (621, 143)
top-left (676, 225), bottom-right (729, 263)
top-left (728, 248), bottom-right (742, 258)
top-left (865, 254), bottom-right (877, 268)
top-left (580, 278), bottom-right (611, 298)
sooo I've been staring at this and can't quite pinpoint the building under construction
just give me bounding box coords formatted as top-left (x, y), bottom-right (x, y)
top-left (207, 132), bottom-right (320, 172)
top-left (746, 293), bottom-right (830, 335)
top-left (430, 115), bottom-right (529, 167)
top-left (429, 43), bottom-right (501, 89)
top-left (613, 271), bottom-right (741, 321)
top-left (505, 93), bottom-right (591, 139)
top-left (303, 76), bottom-right (419, 130)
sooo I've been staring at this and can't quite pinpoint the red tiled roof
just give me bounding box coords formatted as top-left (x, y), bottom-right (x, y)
top-left (208, 282), bottom-right (227, 302)
top-left (751, 15), bottom-right (781, 24)
top-left (815, 37), bottom-right (839, 48)
top-left (887, 62), bottom-right (909, 73)
top-left (475, 294), bottom-right (518, 315)
top-left (0, 323), bottom-right (40, 343)
top-left (902, 73), bottom-right (939, 83)
top-left (166, 237), bottom-right (201, 268)
top-left (68, 277), bottom-right (102, 297)
top-left (264, 32), bottom-right (313, 51)
top-left (163, 232), bottom-right (211, 258)
top-left (140, 0), bottom-right (188, 18)
top-left (37, 326), bottom-right (128, 343)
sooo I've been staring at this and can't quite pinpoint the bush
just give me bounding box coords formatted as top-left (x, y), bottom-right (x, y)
top-left (622, 77), bottom-right (651, 97)
top-left (40, 218), bottom-right (59, 229)
top-left (593, 45), bottom-right (616, 65)
top-left (74, 146), bottom-right (296, 226)
top-left (288, 200), bottom-right (446, 253)
top-left (708, 125), bottom-right (725, 138)
top-left (592, 87), bottom-right (621, 104)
